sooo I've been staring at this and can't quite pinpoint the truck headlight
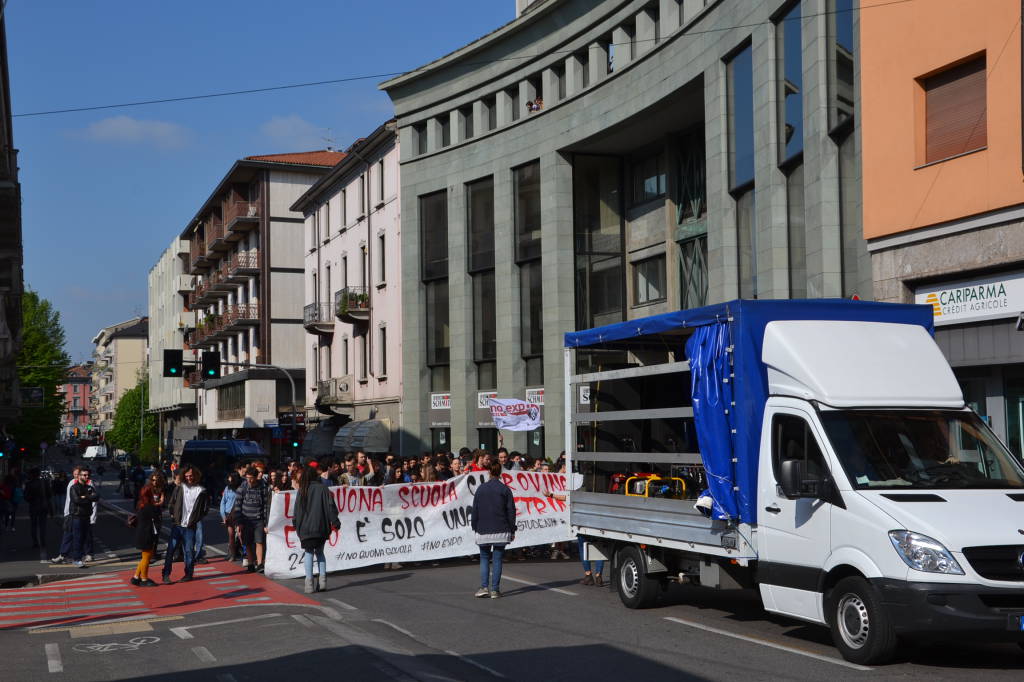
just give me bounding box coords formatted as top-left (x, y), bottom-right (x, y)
top-left (889, 530), bottom-right (964, 575)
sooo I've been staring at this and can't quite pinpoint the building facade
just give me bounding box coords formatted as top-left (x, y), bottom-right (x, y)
top-left (180, 151), bottom-right (342, 456)
top-left (90, 317), bottom-right (149, 434)
top-left (148, 238), bottom-right (199, 457)
top-left (382, 0), bottom-right (869, 458)
top-left (292, 122), bottom-right (407, 453)
top-left (59, 364), bottom-right (93, 439)
top-left (861, 0), bottom-right (1024, 458)
top-left (0, 16), bottom-right (23, 438)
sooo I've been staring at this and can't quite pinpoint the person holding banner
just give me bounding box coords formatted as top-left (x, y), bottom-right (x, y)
top-left (471, 460), bottom-right (517, 599)
top-left (292, 464), bottom-right (340, 593)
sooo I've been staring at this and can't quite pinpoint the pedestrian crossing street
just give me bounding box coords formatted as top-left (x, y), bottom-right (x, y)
top-left (0, 558), bottom-right (316, 630)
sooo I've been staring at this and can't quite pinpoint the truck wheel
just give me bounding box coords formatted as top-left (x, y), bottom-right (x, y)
top-left (826, 576), bottom-right (898, 665)
top-left (615, 546), bottom-right (660, 609)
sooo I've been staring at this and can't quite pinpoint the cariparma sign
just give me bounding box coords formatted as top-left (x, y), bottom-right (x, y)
top-left (914, 271), bottom-right (1024, 326)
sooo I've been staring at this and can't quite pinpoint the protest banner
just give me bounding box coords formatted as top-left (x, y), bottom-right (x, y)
top-left (265, 471), bottom-right (572, 579)
top-left (486, 398), bottom-right (541, 431)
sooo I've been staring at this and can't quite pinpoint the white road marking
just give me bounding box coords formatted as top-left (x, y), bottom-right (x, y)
top-left (445, 650), bottom-right (507, 679)
top-left (500, 575), bottom-right (578, 596)
top-left (291, 614), bottom-right (314, 628)
top-left (192, 646), bottom-right (217, 663)
top-left (328, 598), bottom-right (358, 611)
top-left (44, 643), bottom-right (62, 673)
top-left (663, 617), bottom-right (873, 672)
top-left (171, 613), bottom-right (282, 640)
top-left (372, 619), bottom-right (418, 639)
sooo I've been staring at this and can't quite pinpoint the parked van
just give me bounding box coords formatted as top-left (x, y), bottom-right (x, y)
top-left (82, 445), bottom-right (108, 460)
top-left (566, 299), bottom-right (1024, 665)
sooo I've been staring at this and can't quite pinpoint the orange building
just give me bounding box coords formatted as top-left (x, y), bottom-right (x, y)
top-left (861, 0), bottom-right (1024, 456)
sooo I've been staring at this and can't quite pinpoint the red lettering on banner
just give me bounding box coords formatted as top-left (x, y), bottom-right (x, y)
top-left (327, 527), bottom-right (341, 547)
top-left (335, 486), bottom-right (384, 513)
top-left (500, 473), bottom-right (513, 487)
top-left (542, 473), bottom-right (565, 492)
top-left (514, 496), bottom-right (553, 516)
top-left (400, 482), bottom-right (458, 510)
top-left (282, 491), bottom-right (294, 520)
top-left (284, 525), bottom-right (297, 549)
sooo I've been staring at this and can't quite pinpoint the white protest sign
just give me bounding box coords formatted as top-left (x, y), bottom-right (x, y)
top-left (486, 398), bottom-right (541, 432)
top-left (265, 472), bottom-right (571, 579)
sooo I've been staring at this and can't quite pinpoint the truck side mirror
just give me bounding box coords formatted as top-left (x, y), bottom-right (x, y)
top-left (779, 459), bottom-right (804, 499)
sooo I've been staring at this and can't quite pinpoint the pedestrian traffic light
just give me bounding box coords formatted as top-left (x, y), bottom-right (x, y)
top-left (163, 349), bottom-right (184, 377)
top-left (201, 351), bottom-right (221, 378)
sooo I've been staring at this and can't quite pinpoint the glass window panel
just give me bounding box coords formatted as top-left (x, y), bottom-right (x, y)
top-left (467, 177), bottom-right (495, 272)
top-left (830, 0), bottom-right (855, 129)
top-left (787, 164), bottom-right (806, 298)
top-left (425, 280), bottom-right (450, 366)
top-left (727, 43), bottom-right (755, 188)
top-left (420, 191), bottom-right (448, 281)
top-left (520, 260), bottom-right (543, 357)
top-left (440, 116), bottom-right (451, 147)
top-left (477, 361), bottom-right (496, 390)
top-left (633, 255), bottom-right (667, 305)
top-left (514, 161), bottom-right (542, 262)
top-left (778, 2), bottom-right (804, 161)
top-left (473, 271), bottom-right (496, 361)
top-left (632, 151), bottom-right (667, 204)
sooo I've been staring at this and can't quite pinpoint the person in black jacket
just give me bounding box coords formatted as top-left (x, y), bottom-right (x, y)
top-left (161, 466), bottom-right (210, 584)
top-left (471, 460), bottom-right (517, 598)
top-left (68, 467), bottom-right (98, 568)
top-left (131, 473), bottom-right (165, 587)
top-left (292, 464), bottom-right (340, 593)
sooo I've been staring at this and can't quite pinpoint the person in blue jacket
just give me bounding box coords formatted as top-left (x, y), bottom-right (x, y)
top-left (220, 472), bottom-right (242, 561)
top-left (471, 460), bottom-right (517, 598)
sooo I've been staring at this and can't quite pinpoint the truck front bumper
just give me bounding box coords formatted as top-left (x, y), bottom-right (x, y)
top-left (872, 578), bottom-right (1024, 641)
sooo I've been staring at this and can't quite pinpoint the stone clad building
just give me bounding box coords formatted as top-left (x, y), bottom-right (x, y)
top-left (382, 0), bottom-right (868, 458)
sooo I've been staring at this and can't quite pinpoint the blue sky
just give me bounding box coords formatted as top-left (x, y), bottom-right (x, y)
top-left (7, 1), bottom-right (513, 361)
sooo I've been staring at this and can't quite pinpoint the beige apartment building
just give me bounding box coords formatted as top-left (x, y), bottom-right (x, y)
top-left (90, 317), bottom-right (148, 434)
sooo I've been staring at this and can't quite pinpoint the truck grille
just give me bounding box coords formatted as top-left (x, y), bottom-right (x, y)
top-left (962, 545), bottom-right (1024, 581)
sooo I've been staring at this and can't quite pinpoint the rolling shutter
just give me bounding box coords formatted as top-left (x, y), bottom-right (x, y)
top-left (924, 56), bottom-right (987, 164)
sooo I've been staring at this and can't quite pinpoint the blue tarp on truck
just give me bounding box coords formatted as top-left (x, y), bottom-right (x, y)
top-left (564, 299), bottom-right (935, 524)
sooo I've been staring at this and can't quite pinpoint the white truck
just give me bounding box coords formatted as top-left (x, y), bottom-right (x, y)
top-left (564, 299), bottom-right (1024, 665)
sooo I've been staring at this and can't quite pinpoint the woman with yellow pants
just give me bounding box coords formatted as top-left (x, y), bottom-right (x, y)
top-left (131, 472), bottom-right (165, 587)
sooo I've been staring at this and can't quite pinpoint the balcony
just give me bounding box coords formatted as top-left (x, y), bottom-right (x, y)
top-left (223, 303), bottom-right (259, 331)
top-left (185, 371), bottom-right (202, 389)
top-left (227, 251), bottom-right (260, 281)
top-left (176, 274), bottom-right (194, 294)
top-left (178, 310), bottom-right (194, 330)
top-left (190, 237), bottom-right (209, 271)
top-left (210, 261), bottom-right (233, 291)
top-left (206, 218), bottom-right (228, 254)
top-left (303, 302), bottom-right (334, 335)
top-left (335, 286), bottom-right (370, 323)
top-left (224, 200), bottom-right (259, 235)
top-left (317, 376), bottom-right (353, 406)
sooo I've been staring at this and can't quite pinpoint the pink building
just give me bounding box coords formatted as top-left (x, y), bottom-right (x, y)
top-left (60, 364), bottom-right (93, 439)
top-left (292, 121), bottom-right (406, 455)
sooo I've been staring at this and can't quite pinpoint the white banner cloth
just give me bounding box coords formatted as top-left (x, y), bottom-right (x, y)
top-left (486, 398), bottom-right (542, 431)
top-left (265, 472), bottom-right (571, 579)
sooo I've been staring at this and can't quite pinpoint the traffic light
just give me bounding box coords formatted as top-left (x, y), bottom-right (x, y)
top-left (201, 351), bottom-right (221, 378)
top-left (163, 349), bottom-right (184, 377)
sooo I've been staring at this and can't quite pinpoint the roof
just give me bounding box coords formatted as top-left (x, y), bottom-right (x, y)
top-left (243, 150), bottom-right (346, 167)
top-left (109, 318), bottom-right (149, 340)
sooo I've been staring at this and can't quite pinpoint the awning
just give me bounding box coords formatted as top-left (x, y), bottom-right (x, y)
top-left (332, 419), bottom-right (391, 454)
top-left (301, 415), bottom-right (348, 460)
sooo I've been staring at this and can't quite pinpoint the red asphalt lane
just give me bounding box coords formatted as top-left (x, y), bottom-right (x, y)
top-left (0, 558), bottom-right (317, 629)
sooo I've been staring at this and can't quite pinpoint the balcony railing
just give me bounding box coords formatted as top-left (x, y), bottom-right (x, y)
top-left (303, 302), bottom-right (334, 334)
top-left (227, 250), bottom-right (260, 280)
top-left (206, 218), bottom-right (227, 253)
top-left (190, 237), bottom-right (208, 269)
top-left (224, 200), bottom-right (259, 230)
top-left (223, 303), bottom-right (259, 329)
top-left (335, 286), bottom-right (370, 322)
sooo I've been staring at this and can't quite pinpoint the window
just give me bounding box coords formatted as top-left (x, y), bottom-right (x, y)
top-left (379, 327), bottom-right (387, 377)
top-left (513, 162), bottom-right (541, 262)
top-left (552, 63), bottom-right (566, 100)
top-left (460, 105), bottom-right (474, 140)
top-left (473, 270), bottom-right (496, 363)
top-left (574, 155), bottom-right (625, 329)
top-left (922, 56), bottom-right (987, 164)
top-left (358, 333), bottom-right (368, 380)
top-left (520, 260), bottom-right (543, 357)
top-left (359, 175), bottom-right (366, 215)
top-left (341, 255), bottom-right (348, 287)
top-left (508, 87), bottom-right (521, 122)
top-left (361, 245), bottom-right (368, 289)
top-left (325, 264), bottom-right (331, 301)
top-left (482, 95), bottom-right (497, 131)
top-left (341, 337), bottom-right (349, 375)
top-left (341, 189), bottom-right (347, 226)
top-left (440, 115), bottom-right (451, 147)
top-left (73, 397), bottom-right (80, 409)
top-left (579, 50), bottom-right (591, 89)
top-left (633, 255), bottom-right (666, 305)
top-left (772, 413), bottom-right (827, 487)
top-left (413, 122), bottom-right (428, 155)
top-left (420, 191), bottom-right (448, 280)
top-left (828, 0), bottom-right (855, 130)
top-left (777, 2), bottom-right (803, 163)
top-left (728, 42), bottom-right (757, 298)
top-left (467, 177), bottom-right (495, 272)
top-left (378, 233), bottom-right (386, 283)
top-left (632, 150), bottom-right (666, 204)
top-left (377, 159), bottom-right (385, 203)
top-left (425, 280), bottom-right (450, 366)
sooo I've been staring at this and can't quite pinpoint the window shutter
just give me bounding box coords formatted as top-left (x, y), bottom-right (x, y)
top-left (924, 57), bottom-right (987, 164)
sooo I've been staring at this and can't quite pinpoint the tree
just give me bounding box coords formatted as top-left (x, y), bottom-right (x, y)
top-left (106, 373), bottom-right (158, 463)
top-left (10, 290), bottom-right (70, 455)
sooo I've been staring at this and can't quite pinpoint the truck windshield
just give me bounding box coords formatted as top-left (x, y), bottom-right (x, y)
top-left (819, 409), bottom-right (1024, 490)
